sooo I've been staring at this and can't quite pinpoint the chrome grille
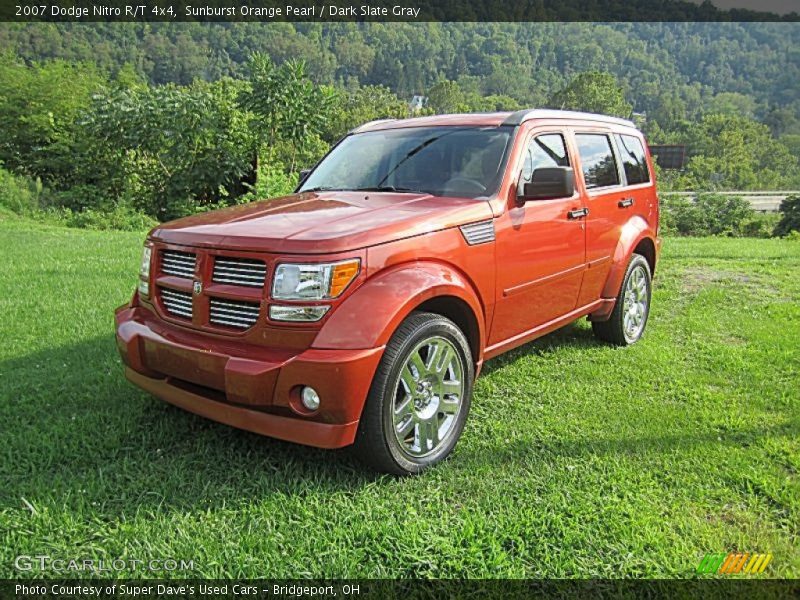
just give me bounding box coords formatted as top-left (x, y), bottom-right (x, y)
top-left (159, 287), bottom-right (193, 320)
top-left (161, 250), bottom-right (196, 279)
top-left (209, 298), bottom-right (261, 329)
top-left (213, 257), bottom-right (267, 287)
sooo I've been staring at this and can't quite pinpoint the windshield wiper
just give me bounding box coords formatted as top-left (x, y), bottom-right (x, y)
top-left (301, 186), bottom-right (349, 193)
top-left (351, 186), bottom-right (424, 193)
top-left (376, 131), bottom-right (461, 187)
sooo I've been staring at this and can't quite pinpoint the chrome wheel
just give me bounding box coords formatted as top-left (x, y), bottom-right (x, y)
top-left (622, 264), bottom-right (649, 342)
top-left (391, 336), bottom-right (465, 457)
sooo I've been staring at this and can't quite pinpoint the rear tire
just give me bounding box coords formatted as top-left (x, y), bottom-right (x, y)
top-left (353, 311), bottom-right (474, 475)
top-left (592, 253), bottom-right (652, 346)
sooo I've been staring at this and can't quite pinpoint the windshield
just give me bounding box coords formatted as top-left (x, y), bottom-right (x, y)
top-left (299, 126), bottom-right (513, 199)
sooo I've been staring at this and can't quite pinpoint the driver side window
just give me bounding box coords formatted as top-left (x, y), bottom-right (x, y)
top-left (521, 134), bottom-right (570, 182)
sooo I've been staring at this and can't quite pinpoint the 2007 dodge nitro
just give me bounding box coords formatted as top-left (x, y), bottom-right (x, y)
top-left (116, 109), bottom-right (660, 474)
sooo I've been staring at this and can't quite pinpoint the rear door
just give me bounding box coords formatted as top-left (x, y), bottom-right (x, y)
top-left (571, 131), bottom-right (628, 306)
top-left (613, 131), bottom-right (658, 234)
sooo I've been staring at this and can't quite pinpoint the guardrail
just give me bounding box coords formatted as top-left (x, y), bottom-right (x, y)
top-left (660, 191), bottom-right (798, 212)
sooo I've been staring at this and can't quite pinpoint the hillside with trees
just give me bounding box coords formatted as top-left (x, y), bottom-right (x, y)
top-left (2, 23), bottom-right (798, 122)
top-left (0, 22), bottom-right (798, 226)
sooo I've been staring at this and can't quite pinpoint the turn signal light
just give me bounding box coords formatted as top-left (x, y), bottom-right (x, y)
top-left (329, 259), bottom-right (360, 298)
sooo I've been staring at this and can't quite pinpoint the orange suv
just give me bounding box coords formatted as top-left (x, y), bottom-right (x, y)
top-left (116, 109), bottom-right (660, 474)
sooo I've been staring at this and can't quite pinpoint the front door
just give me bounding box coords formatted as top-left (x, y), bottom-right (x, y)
top-left (489, 131), bottom-right (587, 347)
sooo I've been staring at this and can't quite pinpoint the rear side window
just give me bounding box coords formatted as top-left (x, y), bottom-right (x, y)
top-left (616, 134), bottom-right (650, 185)
top-left (575, 134), bottom-right (620, 189)
top-left (521, 134), bottom-right (569, 182)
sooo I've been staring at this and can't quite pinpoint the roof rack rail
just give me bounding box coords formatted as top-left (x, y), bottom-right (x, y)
top-left (502, 109), bottom-right (635, 128)
top-left (350, 118), bottom-right (397, 134)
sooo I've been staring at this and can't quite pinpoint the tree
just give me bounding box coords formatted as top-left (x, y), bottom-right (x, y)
top-left (325, 85), bottom-right (409, 142)
top-left (774, 195), bottom-right (800, 237)
top-left (641, 85), bottom-right (690, 134)
top-left (427, 80), bottom-right (469, 114)
top-left (675, 114), bottom-right (799, 190)
top-left (763, 106), bottom-right (799, 138)
top-left (241, 53), bottom-right (336, 171)
top-left (334, 37), bottom-right (376, 80)
top-left (0, 56), bottom-right (105, 187)
top-left (472, 94), bottom-right (522, 112)
top-left (546, 71), bottom-right (632, 118)
top-left (82, 78), bottom-right (254, 218)
top-left (707, 92), bottom-right (758, 118)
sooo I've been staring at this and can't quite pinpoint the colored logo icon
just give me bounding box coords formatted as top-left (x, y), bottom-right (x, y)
top-left (697, 552), bottom-right (772, 574)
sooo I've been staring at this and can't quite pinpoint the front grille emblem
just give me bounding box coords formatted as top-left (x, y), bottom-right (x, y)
top-left (193, 280), bottom-right (202, 295)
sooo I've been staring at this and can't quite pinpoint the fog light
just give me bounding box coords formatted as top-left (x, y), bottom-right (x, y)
top-left (137, 278), bottom-right (149, 297)
top-left (301, 386), bottom-right (320, 411)
top-left (270, 304), bottom-right (330, 322)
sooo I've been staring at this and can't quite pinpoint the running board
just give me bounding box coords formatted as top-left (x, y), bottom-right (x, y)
top-left (484, 298), bottom-right (614, 360)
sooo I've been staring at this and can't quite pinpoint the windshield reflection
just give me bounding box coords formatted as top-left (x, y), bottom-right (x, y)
top-left (300, 126), bottom-right (513, 199)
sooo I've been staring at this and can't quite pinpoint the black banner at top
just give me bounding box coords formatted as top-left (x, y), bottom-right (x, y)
top-left (2, 0), bottom-right (799, 22)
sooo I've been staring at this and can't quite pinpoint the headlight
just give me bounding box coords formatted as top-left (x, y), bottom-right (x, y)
top-left (272, 259), bottom-right (360, 300)
top-left (138, 245), bottom-right (152, 296)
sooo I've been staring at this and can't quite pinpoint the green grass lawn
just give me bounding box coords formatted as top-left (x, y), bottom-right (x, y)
top-left (0, 217), bottom-right (798, 579)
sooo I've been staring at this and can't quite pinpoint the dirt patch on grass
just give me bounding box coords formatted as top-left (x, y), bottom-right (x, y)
top-left (681, 267), bottom-right (756, 294)
top-left (682, 267), bottom-right (795, 309)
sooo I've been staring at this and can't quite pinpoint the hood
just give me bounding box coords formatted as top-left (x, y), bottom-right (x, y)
top-left (151, 191), bottom-right (494, 254)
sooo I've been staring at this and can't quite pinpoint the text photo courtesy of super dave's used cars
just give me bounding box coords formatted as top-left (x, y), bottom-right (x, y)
top-left (117, 109), bottom-right (659, 475)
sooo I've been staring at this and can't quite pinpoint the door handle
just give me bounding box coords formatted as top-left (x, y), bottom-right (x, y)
top-left (568, 207), bottom-right (589, 219)
top-left (618, 197), bottom-right (634, 208)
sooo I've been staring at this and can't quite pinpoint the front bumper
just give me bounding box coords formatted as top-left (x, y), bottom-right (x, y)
top-left (115, 304), bottom-right (384, 449)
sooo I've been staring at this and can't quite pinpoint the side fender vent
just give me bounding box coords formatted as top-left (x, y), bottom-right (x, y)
top-left (460, 220), bottom-right (495, 245)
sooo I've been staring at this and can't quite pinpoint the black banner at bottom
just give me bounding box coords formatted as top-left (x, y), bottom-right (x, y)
top-left (3, 579), bottom-right (800, 600)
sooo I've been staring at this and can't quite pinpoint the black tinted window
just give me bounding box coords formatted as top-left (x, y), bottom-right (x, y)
top-left (521, 134), bottom-right (569, 182)
top-left (575, 134), bottom-right (620, 189)
top-left (616, 134), bottom-right (650, 185)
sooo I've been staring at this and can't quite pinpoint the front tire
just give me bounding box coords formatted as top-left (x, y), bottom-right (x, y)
top-left (592, 253), bottom-right (652, 346)
top-left (353, 311), bottom-right (474, 475)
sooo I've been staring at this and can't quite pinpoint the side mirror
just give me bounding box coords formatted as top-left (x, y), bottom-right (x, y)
top-left (298, 168), bottom-right (312, 184)
top-left (519, 167), bottom-right (575, 203)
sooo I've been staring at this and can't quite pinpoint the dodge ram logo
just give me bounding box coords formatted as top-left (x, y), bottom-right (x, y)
top-left (193, 281), bottom-right (202, 295)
